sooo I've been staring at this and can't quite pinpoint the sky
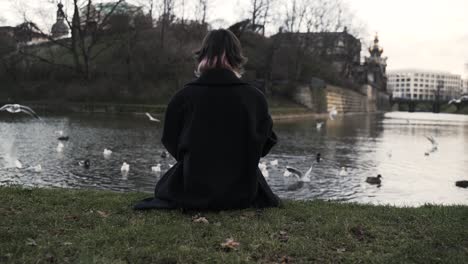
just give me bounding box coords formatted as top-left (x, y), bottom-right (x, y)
top-left (1, 0), bottom-right (467, 77)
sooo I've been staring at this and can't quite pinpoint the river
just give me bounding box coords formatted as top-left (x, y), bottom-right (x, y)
top-left (1, 112), bottom-right (467, 206)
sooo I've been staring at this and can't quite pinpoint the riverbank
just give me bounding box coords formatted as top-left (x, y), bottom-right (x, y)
top-left (1, 187), bottom-right (467, 263)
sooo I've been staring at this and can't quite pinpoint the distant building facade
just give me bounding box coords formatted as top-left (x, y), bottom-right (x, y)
top-left (462, 79), bottom-right (468, 95)
top-left (80, 1), bottom-right (147, 31)
top-left (388, 69), bottom-right (462, 100)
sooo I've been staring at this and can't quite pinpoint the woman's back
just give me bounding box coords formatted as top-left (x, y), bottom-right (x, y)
top-left (133, 29), bottom-right (280, 210)
top-left (155, 68), bottom-right (278, 209)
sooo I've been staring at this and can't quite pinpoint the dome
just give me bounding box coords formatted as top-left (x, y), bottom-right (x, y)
top-left (52, 20), bottom-right (69, 38)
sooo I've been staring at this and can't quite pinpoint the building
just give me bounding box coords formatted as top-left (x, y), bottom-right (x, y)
top-left (462, 79), bottom-right (468, 95)
top-left (354, 34), bottom-right (388, 91)
top-left (51, 1), bottom-right (69, 39)
top-left (387, 69), bottom-right (462, 101)
top-left (80, 0), bottom-right (146, 31)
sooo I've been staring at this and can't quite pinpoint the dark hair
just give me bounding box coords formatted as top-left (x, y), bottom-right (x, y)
top-left (194, 29), bottom-right (248, 77)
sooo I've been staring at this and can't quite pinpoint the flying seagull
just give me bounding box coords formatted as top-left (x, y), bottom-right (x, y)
top-left (285, 166), bottom-right (312, 182)
top-left (145, 113), bottom-right (160, 122)
top-left (316, 122), bottom-right (324, 130)
top-left (0, 104), bottom-right (40, 119)
top-left (329, 106), bottom-right (338, 120)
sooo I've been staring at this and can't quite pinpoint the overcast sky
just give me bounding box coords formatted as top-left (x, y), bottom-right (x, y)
top-left (1, 0), bottom-right (467, 76)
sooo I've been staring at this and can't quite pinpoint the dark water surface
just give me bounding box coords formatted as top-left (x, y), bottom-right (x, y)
top-left (1, 112), bottom-right (467, 206)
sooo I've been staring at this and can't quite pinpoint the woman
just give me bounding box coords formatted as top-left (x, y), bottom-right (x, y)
top-left (134, 29), bottom-right (280, 210)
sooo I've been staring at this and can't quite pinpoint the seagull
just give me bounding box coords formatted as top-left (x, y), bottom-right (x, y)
top-left (448, 98), bottom-right (461, 105)
top-left (0, 104), bottom-right (40, 119)
top-left (270, 159), bottom-right (278, 166)
top-left (121, 162), bottom-right (130, 172)
top-left (339, 167), bottom-right (348, 176)
top-left (425, 136), bottom-right (438, 147)
top-left (151, 164), bottom-right (162, 173)
top-left (15, 159), bottom-right (23, 169)
top-left (285, 166), bottom-right (313, 182)
top-left (329, 106), bottom-right (338, 120)
top-left (424, 136), bottom-right (438, 156)
top-left (145, 113), bottom-right (160, 122)
top-left (56, 130), bottom-right (64, 136)
top-left (103, 148), bottom-right (112, 156)
top-left (258, 162), bottom-right (269, 178)
top-left (316, 122), bottom-right (324, 130)
top-left (283, 169), bottom-right (292, 177)
top-left (30, 164), bottom-right (42, 172)
top-left (56, 143), bottom-right (64, 152)
top-left (366, 175), bottom-right (382, 185)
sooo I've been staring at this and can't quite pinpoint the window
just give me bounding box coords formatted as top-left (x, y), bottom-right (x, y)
top-left (407, 78), bottom-right (411, 82)
top-left (415, 84), bottom-right (418, 87)
top-left (406, 89), bottom-right (410, 92)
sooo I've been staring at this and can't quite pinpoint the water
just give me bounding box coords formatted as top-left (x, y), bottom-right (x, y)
top-left (1, 112), bottom-right (467, 206)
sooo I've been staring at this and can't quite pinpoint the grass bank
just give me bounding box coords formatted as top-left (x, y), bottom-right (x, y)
top-left (1, 187), bottom-right (468, 263)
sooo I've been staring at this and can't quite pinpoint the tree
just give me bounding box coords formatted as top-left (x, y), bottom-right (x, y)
top-left (20, 0), bottom-right (126, 80)
top-left (195, 0), bottom-right (209, 25)
top-left (158, 0), bottom-right (176, 48)
top-left (247, 0), bottom-right (275, 35)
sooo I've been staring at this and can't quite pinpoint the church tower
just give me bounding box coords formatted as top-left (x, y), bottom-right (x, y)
top-left (364, 34), bottom-right (388, 91)
top-left (51, 1), bottom-right (69, 38)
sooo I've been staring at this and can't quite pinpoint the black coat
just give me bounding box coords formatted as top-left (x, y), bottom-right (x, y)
top-left (137, 68), bottom-right (280, 210)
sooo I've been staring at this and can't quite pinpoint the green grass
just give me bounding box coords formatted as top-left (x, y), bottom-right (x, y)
top-left (1, 187), bottom-right (468, 263)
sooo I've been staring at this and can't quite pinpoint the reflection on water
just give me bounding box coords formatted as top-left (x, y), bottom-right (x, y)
top-left (1, 112), bottom-right (467, 206)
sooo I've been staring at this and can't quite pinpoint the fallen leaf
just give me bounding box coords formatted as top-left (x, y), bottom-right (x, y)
top-left (63, 215), bottom-right (79, 221)
top-left (278, 255), bottom-right (293, 264)
top-left (337, 247), bottom-right (346, 253)
top-left (278, 230), bottom-right (289, 243)
top-left (62, 242), bottom-right (73, 246)
top-left (191, 215), bottom-right (209, 224)
top-left (220, 238), bottom-right (240, 251)
top-left (96, 210), bottom-right (110, 218)
top-left (26, 238), bottom-right (37, 246)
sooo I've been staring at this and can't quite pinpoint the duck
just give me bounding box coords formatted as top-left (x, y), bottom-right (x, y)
top-left (366, 175), bottom-right (382, 185)
top-left (58, 136), bottom-right (69, 141)
top-left (270, 159), bottom-right (278, 166)
top-left (78, 159), bottom-right (90, 169)
top-left (455, 181), bottom-right (468, 188)
top-left (316, 153), bottom-right (321, 163)
top-left (121, 162), bottom-right (130, 172)
top-left (151, 164), bottom-right (162, 173)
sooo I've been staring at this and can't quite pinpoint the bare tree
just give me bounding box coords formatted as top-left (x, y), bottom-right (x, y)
top-left (20, 0), bottom-right (126, 80)
top-left (195, 0), bottom-right (209, 25)
top-left (158, 0), bottom-right (176, 48)
top-left (247, 0), bottom-right (276, 35)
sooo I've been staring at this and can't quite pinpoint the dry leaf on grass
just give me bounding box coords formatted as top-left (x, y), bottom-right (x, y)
top-left (191, 215), bottom-right (209, 224)
top-left (220, 238), bottom-right (240, 251)
top-left (278, 231), bottom-right (289, 242)
top-left (25, 238), bottom-right (37, 246)
top-left (96, 210), bottom-right (110, 218)
top-left (336, 247), bottom-right (346, 253)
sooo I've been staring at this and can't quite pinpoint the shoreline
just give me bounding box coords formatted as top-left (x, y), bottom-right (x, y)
top-left (1, 186), bottom-right (467, 263)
